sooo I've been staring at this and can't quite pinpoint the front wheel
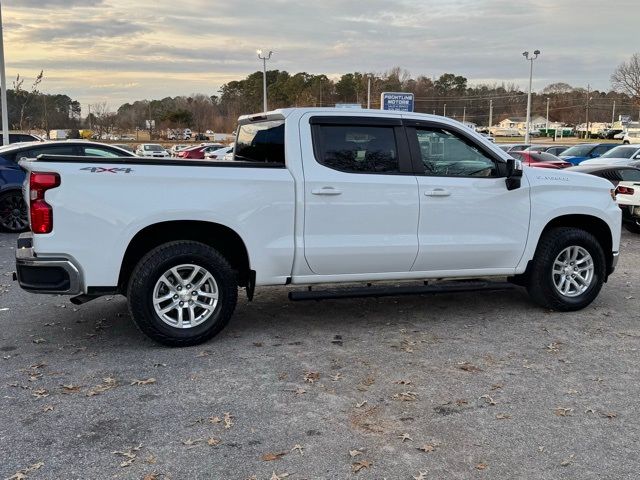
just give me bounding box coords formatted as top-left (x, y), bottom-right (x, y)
top-left (127, 241), bottom-right (238, 346)
top-left (526, 227), bottom-right (605, 311)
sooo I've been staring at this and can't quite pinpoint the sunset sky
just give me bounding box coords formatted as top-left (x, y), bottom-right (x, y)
top-left (3, 0), bottom-right (638, 109)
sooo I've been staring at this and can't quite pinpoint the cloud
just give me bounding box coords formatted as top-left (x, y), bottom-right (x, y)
top-left (2, 0), bottom-right (639, 105)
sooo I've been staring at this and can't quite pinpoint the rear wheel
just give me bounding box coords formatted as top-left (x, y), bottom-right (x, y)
top-left (0, 191), bottom-right (28, 233)
top-left (127, 241), bottom-right (238, 346)
top-left (526, 227), bottom-right (605, 311)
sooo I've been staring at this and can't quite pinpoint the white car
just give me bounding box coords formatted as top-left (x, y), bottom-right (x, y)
top-left (623, 132), bottom-right (640, 144)
top-left (135, 143), bottom-right (170, 158)
top-left (16, 107), bottom-right (621, 346)
top-left (579, 145), bottom-right (640, 166)
top-left (204, 146), bottom-right (233, 160)
top-left (170, 144), bottom-right (190, 156)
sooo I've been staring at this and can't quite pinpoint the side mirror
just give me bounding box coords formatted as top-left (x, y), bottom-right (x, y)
top-left (506, 158), bottom-right (523, 191)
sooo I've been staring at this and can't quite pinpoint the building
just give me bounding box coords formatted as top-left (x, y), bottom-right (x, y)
top-left (497, 116), bottom-right (549, 131)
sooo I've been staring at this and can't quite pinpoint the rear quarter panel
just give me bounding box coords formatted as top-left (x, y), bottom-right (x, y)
top-left (26, 162), bottom-right (296, 288)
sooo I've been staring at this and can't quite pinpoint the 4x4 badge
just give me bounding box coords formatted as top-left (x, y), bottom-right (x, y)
top-left (80, 167), bottom-right (133, 173)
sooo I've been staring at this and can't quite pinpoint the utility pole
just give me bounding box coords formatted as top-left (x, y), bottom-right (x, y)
top-left (585, 84), bottom-right (590, 140)
top-left (0, 3), bottom-right (9, 146)
top-left (367, 76), bottom-right (371, 109)
top-left (523, 50), bottom-right (540, 144)
top-left (545, 97), bottom-right (550, 132)
top-left (489, 99), bottom-right (493, 130)
top-left (88, 104), bottom-right (92, 130)
top-left (612, 100), bottom-right (616, 125)
top-left (462, 106), bottom-right (466, 123)
top-left (257, 50), bottom-right (273, 112)
top-left (443, 104), bottom-right (446, 117)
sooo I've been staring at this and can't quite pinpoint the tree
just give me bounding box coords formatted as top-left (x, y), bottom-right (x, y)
top-left (611, 53), bottom-right (640, 102)
top-left (12, 70), bottom-right (44, 130)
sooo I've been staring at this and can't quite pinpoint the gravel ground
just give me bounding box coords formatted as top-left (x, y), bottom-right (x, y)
top-left (1, 231), bottom-right (639, 480)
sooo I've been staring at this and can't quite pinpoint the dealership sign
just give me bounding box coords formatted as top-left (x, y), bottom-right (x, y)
top-left (380, 92), bottom-right (414, 112)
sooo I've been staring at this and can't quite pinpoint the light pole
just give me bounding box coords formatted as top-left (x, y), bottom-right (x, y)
top-left (257, 49), bottom-right (273, 112)
top-left (523, 49), bottom-right (540, 144)
top-left (0, 3), bottom-right (9, 146)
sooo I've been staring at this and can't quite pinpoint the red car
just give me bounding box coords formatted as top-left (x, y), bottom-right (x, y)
top-left (509, 150), bottom-right (572, 169)
top-left (178, 144), bottom-right (224, 160)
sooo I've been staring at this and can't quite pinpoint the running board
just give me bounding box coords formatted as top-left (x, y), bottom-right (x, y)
top-left (288, 280), bottom-right (514, 301)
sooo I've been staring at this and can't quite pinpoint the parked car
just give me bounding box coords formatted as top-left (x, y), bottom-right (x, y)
top-left (0, 132), bottom-right (43, 146)
top-left (0, 141), bottom-right (134, 232)
top-left (498, 143), bottom-right (530, 152)
top-left (112, 143), bottom-right (134, 153)
top-left (598, 129), bottom-right (623, 139)
top-left (135, 144), bottom-right (170, 158)
top-left (525, 145), bottom-right (570, 156)
top-left (559, 143), bottom-right (618, 165)
top-left (567, 164), bottom-right (640, 233)
top-left (579, 145), bottom-right (640, 166)
top-left (623, 132), bottom-right (640, 145)
top-left (15, 108), bottom-right (621, 346)
top-left (509, 151), bottom-right (572, 169)
top-left (170, 144), bottom-right (190, 156)
top-left (178, 144), bottom-right (224, 160)
top-left (204, 146), bottom-right (233, 160)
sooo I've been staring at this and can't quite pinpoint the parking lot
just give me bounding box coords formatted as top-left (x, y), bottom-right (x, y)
top-left (1, 231), bottom-right (639, 479)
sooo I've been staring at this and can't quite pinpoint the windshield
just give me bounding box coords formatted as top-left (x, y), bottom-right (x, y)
top-left (561, 145), bottom-right (593, 157)
top-left (601, 146), bottom-right (639, 159)
top-left (144, 144), bottom-right (164, 151)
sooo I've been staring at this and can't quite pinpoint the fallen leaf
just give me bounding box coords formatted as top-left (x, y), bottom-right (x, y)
top-left (398, 433), bottom-right (413, 442)
top-left (602, 411), bottom-right (617, 419)
top-left (86, 377), bottom-right (117, 396)
top-left (181, 438), bottom-right (202, 447)
top-left (269, 472), bottom-right (289, 480)
top-left (331, 373), bottom-right (343, 381)
top-left (61, 384), bottom-right (81, 394)
top-left (304, 371), bottom-right (320, 384)
top-left (196, 350), bottom-right (211, 357)
top-left (355, 401), bottom-right (368, 408)
top-left (491, 383), bottom-right (503, 390)
top-left (561, 454), bottom-right (575, 466)
top-left (42, 405), bottom-right (54, 412)
top-left (394, 379), bottom-right (412, 385)
top-left (418, 444), bottom-right (436, 453)
top-left (413, 471), bottom-right (428, 480)
top-left (392, 391), bottom-right (418, 401)
top-left (291, 444), bottom-right (304, 455)
top-left (479, 394), bottom-right (497, 406)
top-left (32, 338), bottom-right (46, 344)
top-left (352, 460), bottom-right (372, 473)
top-left (496, 413), bottom-right (511, 420)
top-left (458, 362), bottom-right (482, 373)
top-left (349, 449), bottom-right (363, 457)
top-left (223, 412), bottom-right (234, 429)
top-left (6, 461), bottom-right (44, 480)
top-left (131, 378), bottom-right (156, 386)
top-left (32, 389), bottom-right (49, 399)
top-left (261, 452), bottom-right (287, 461)
top-left (142, 474), bottom-right (158, 480)
top-left (554, 407), bottom-right (573, 417)
top-left (476, 462), bottom-right (488, 470)
top-left (207, 437), bottom-right (221, 446)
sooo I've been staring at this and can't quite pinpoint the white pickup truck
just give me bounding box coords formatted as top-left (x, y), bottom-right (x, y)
top-left (16, 108), bottom-right (621, 346)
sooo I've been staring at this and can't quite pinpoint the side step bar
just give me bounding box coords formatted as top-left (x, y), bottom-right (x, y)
top-left (288, 280), bottom-right (515, 301)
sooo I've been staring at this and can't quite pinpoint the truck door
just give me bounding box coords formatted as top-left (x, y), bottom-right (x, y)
top-left (300, 115), bottom-right (419, 275)
top-left (404, 120), bottom-right (530, 273)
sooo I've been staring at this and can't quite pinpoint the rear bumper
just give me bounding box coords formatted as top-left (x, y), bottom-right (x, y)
top-left (15, 233), bottom-right (83, 295)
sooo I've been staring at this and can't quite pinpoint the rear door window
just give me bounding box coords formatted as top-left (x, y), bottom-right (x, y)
top-left (618, 169), bottom-right (640, 182)
top-left (312, 124), bottom-right (400, 173)
top-left (235, 120), bottom-right (285, 164)
top-left (83, 146), bottom-right (120, 157)
top-left (18, 145), bottom-right (79, 161)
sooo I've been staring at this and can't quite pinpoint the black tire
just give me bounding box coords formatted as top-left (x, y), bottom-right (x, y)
top-left (624, 221), bottom-right (640, 234)
top-left (127, 241), bottom-right (238, 347)
top-left (526, 227), bottom-right (605, 311)
top-left (0, 190), bottom-right (29, 233)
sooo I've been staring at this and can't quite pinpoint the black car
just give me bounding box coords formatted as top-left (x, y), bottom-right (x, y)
top-left (0, 141), bottom-right (134, 232)
top-left (566, 164), bottom-right (640, 233)
top-left (0, 132), bottom-right (43, 146)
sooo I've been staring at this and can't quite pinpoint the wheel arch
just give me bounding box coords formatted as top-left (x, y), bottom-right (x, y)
top-left (118, 220), bottom-right (252, 292)
top-left (539, 214), bottom-right (614, 276)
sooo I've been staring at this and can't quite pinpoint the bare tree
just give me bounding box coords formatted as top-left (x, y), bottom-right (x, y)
top-left (13, 70), bottom-right (44, 130)
top-left (90, 102), bottom-right (117, 138)
top-left (611, 53), bottom-right (640, 102)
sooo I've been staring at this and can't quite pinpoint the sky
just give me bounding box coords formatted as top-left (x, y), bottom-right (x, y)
top-left (3, 0), bottom-right (638, 110)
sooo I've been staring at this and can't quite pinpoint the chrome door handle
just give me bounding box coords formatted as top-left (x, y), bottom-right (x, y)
top-left (424, 188), bottom-right (451, 197)
top-left (311, 187), bottom-right (342, 196)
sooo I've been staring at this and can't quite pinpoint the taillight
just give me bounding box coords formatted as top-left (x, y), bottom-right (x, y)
top-left (616, 185), bottom-right (635, 196)
top-left (29, 172), bottom-right (60, 234)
